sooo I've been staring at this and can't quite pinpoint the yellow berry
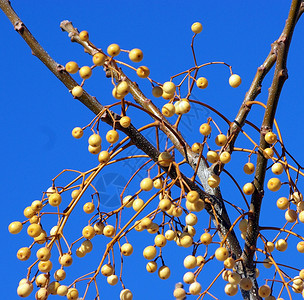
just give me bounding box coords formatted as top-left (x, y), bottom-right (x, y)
top-left (120, 116), bottom-right (131, 128)
top-left (79, 66), bottom-right (92, 79)
top-left (277, 197), bottom-right (289, 210)
top-left (38, 260), bottom-right (53, 272)
top-left (36, 247), bottom-right (51, 261)
top-left (215, 134), bottom-right (227, 146)
top-left (267, 178), bottom-right (281, 192)
top-left (132, 198), bottom-right (144, 211)
top-left (162, 81), bottom-right (176, 94)
top-left (79, 30), bottom-right (89, 41)
top-left (220, 151), bottom-right (231, 164)
top-left (65, 61), bottom-right (79, 74)
top-left (191, 22), bottom-right (203, 34)
top-left (189, 281), bottom-right (202, 295)
top-left (121, 243), bottom-right (133, 256)
top-left (162, 103), bottom-right (175, 117)
top-left (67, 288), bottom-right (79, 300)
top-left (24, 206), bottom-right (35, 218)
top-left (207, 174), bottom-right (220, 188)
top-left (72, 127), bottom-right (83, 139)
top-left (48, 193), bottom-right (62, 206)
top-left (143, 246), bottom-right (157, 260)
top-left (191, 142), bottom-right (202, 153)
top-left (107, 43), bottom-right (120, 57)
top-left (129, 48), bottom-right (143, 62)
top-left (106, 130), bottom-right (119, 144)
top-left (140, 178), bottom-right (153, 191)
top-left (215, 247), bottom-right (229, 261)
top-left (136, 66), bottom-right (150, 78)
top-left (206, 150), bottom-right (219, 163)
top-left (17, 247), bottom-right (31, 261)
top-left (59, 253), bottom-right (73, 267)
top-left (243, 183), bottom-right (255, 195)
top-left (229, 74), bottom-right (242, 88)
top-left (158, 265), bottom-right (170, 280)
top-left (196, 77), bottom-right (208, 89)
top-left (82, 225), bottom-right (95, 239)
top-left (103, 225), bottom-right (115, 237)
top-left (271, 162), bottom-right (284, 175)
top-left (265, 132), bottom-right (277, 144)
top-left (154, 234), bottom-right (167, 247)
top-left (27, 223), bottom-right (42, 237)
top-left (83, 202), bottom-right (95, 214)
top-left (243, 162), bottom-right (255, 174)
top-left (8, 221), bottom-right (23, 234)
top-left (200, 232), bottom-right (212, 245)
top-left (98, 151), bottom-right (110, 164)
top-left (93, 52), bottom-right (106, 66)
top-left (199, 123), bottom-right (211, 135)
top-left (158, 151), bottom-right (173, 167)
top-left (71, 86), bottom-right (83, 97)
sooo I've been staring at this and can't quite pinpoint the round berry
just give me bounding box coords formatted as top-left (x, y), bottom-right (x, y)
top-left (8, 221), bottom-right (23, 234)
top-left (215, 246), bottom-right (229, 261)
top-left (207, 150), bottom-right (219, 163)
top-left (276, 197), bottom-right (289, 210)
top-left (82, 225), bottom-right (95, 239)
top-left (271, 162), bottom-right (284, 175)
top-left (83, 202), bottom-right (95, 214)
top-left (93, 52), bottom-right (106, 66)
top-left (98, 151), bottom-right (110, 164)
top-left (88, 133), bottom-right (102, 147)
top-left (243, 162), bottom-right (255, 174)
top-left (17, 247), bottom-right (31, 261)
top-left (79, 30), bottom-right (89, 41)
top-left (207, 174), bottom-right (220, 188)
top-left (120, 116), bottom-right (131, 128)
top-left (59, 253), bottom-right (73, 267)
top-left (79, 66), bottom-right (92, 79)
top-left (265, 132), bottom-right (277, 144)
top-left (67, 288), bottom-right (79, 300)
top-left (129, 48), bottom-right (143, 62)
top-left (72, 127), bottom-right (83, 139)
top-left (106, 130), bottom-right (119, 144)
top-left (199, 123), bottom-right (211, 135)
top-left (72, 85), bottom-right (83, 97)
top-left (65, 61), bottom-right (79, 74)
top-left (215, 134), bottom-right (227, 146)
top-left (121, 243), bottom-right (133, 256)
top-left (189, 281), bottom-right (202, 295)
top-left (162, 103), bottom-right (175, 117)
top-left (267, 178), bottom-right (281, 192)
top-left (36, 247), bottom-right (51, 261)
top-left (136, 66), bottom-right (150, 78)
top-left (152, 86), bottom-right (163, 97)
top-left (243, 183), bottom-right (255, 195)
top-left (107, 43), bottom-right (120, 56)
top-left (48, 193), bottom-right (62, 206)
top-left (191, 22), bottom-right (203, 34)
top-left (27, 223), bottom-right (42, 237)
top-left (107, 274), bottom-right (118, 286)
top-left (158, 152), bottom-right (173, 167)
top-left (158, 265), bottom-right (170, 279)
top-left (143, 246), bottom-right (157, 260)
top-left (229, 74), bottom-right (242, 88)
top-left (200, 232), bottom-right (212, 245)
top-left (162, 81), bottom-right (176, 94)
top-left (140, 178), bottom-right (153, 191)
top-left (103, 225), bottom-right (115, 237)
top-left (196, 77), bottom-right (208, 89)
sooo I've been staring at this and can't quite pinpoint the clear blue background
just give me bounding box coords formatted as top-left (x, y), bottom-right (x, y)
top-left (1, 1), bottom-right (304, 299)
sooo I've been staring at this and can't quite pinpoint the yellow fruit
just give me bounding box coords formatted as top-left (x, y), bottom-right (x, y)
top-left (206, 151), bottom-right (219, 163)
top-left (140, 178), bottom-right (153, 191)
top-left (158, 265), bottom-right (171, 279)
top-left (285, 209), bottom-right (297, 222)
top-left (38, 260), bottom-right (53, 272)
top-left (31, 200), bottom-right (43, 212)
top-left (59, 253), bottom-right (73, 267)
top-left (82, 225), bottom-right (95, 239)
top-left (215, 134), bottom-right (227, 146)
top-left (146, 261), bottom-right (158, 273)
top-left (72, 127), bottom-right (83, 139)
top-left (174, 100), bottom-right (191, 115)
top-left (36, 247), bottom-right (51, 261)
top-left (24, 206), bottom-right (35, 218)
top-left (8, 221), bottom-right (23, 234)
top-left (154, 234), bottom-right (167, 247)
top-left (79, 66), bottom-right (92, 79)
top-left (267, 178), bottom-right (281, 192)
top-left (103, 225), bottom-right (115, 237)
top-left (67, 288), bottom-right (79, 300)
top-left (220, 151), bottom-right (231, 164)
top-left (243, 183), bottom-right (255, 195)
top-left (189, 282), bottom-right (202, 295)
top-left (83, 202), bottom-right (95, 214)
top-left (143, 246), bottom-right (157, 260)
top-left (101, 264), bottom-right (114, 276)
top-left (199, 123), bottom-right (211, 135)
top-left (27, 223), bottom-right (42, 237)
top-left (258, 285), bottom-right (271, 298)
top-left (65, 61), bottom-right (78, 74)
top-left (264, 147), bottom-right (274, 159)
top-left (297, 241), bottom-right (304, 253)
top-left (158, 152), bottom-right (173, 167)
top-left (107, 274), bottom-right (118, 286)
top-left (183, 255), bottom-right (197, 269)
top-left (191, 142), bottom-right (202, 153)
top-left (48, 193), bottom-right (62, 206)
top-left (162, 91), bottom-right (174, 100)
top-left (224, 283), bottom-right (238, 296)
top-left (271, 163), bottom-right (284, 175)
top-left (243, 162), bottom-right (255, 174)
top-left (121, 243), bottom-right (133, 256)
top-left (229, 74), bottom-right (242, 88)
top-left (200, 232), bottom-right (212, 245)
top-left (191, 22), bottom-right (203, 34)
top-left (276, 197), bottom-right (289, 210)
top-left (17, 247), bottom-right (31, 261)
top-left (88, 134), bottom-right (102, 147)
top-left (71, 86), bottom-right (83, 97)
top-left (98, 151), bottom-right (110, 164)
top-left (265, 132), bottom-right (277, 144)
top-left (132, 198), bottom-right (144, 211)
top-left (129, 48), bottom-right (143, 62)
top-left (93, 52), bottom-right (106, 66)
top-left (162, 103), bottom-right (175, 117)
top-left (196, 77), bottom-right (208, 89)
top-left (107, 43), bottom-right (120, 56)
top-left (162, 81), bottom-right (176, 94)
top-left (136, 66), bottom-right (150, 78)
top-left (208, 174), bottom-right (220, 188)
top-left (224, 257), bottom-right (235, 269)
top-left (116, 81), bottom-right (129, 96)
top-left (153, 178), bottom-right (163, 189)
top-left (106, 130), bottom-right (119, 144)
top-left (215, 247), bottom-right (228, 261)
top-left (120, 116), bottom-right (131, 128)
top-left (88, 145), bottom-right (101, 154)
top-left (79, 30), bottom-right (89, 41)
top-left (239, 278), bottom-right (253, 291)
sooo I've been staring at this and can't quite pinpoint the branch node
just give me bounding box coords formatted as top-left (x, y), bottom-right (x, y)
top-left (14, 21), bottom-right (24, 33)
top-left (56, 64), bottom-right (65, 72)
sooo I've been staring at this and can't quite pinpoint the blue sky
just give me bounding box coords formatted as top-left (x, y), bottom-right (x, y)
top-left (1, 1), bottom-right (304, 299)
